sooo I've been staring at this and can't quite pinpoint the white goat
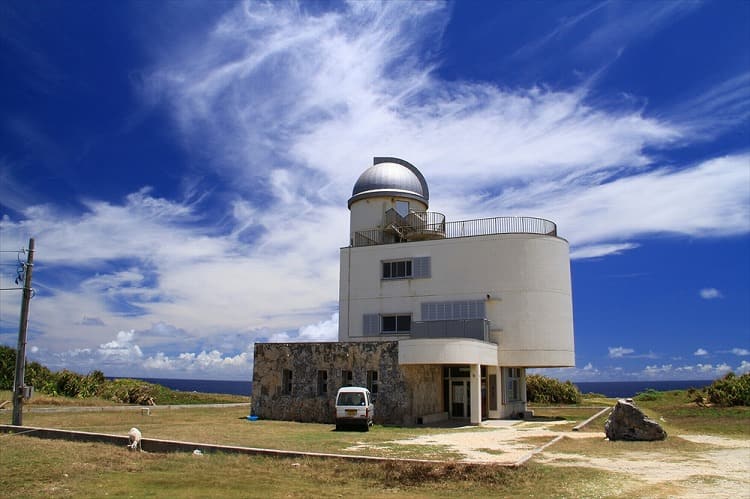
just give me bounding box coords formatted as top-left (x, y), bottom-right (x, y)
top-left (128, 427), bottom-right (142, 451)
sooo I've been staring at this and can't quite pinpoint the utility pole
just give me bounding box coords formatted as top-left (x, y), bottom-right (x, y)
top-left (12, 238), bottom-right (34, 426)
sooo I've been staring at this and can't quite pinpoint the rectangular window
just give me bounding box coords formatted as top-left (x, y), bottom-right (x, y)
top-left (282, 369), bottom-right (293, 395)
top-left (382, 259), bottom-right (412, 279)
top-left (317, 370), bottom-right (328, 396)
top-left (382, 314), bottom-right (411, 333)
top-left (367, 370), bottom-right (379, 394)
top-left (505, 368), bottom-right (521, 402)
top-left (342, 370), bottom-right (353, 387)
top-left (382, 257), bottom-right (430, 279)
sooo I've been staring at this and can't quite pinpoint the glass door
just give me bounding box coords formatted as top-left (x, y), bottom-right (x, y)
top-left (450, 380), bottom-right (471, 418)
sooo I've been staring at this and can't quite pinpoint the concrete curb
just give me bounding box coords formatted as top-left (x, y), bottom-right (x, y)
top-left (572, 406), bottom-right (612, 432)
top-left (513, 435), bottom-right (564, 466)
top-left (0, 424), bottom-right (541, 468)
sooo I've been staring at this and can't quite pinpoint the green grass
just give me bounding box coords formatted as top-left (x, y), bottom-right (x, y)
top-left (5, 405), bottom-right (485, 459)
top-left (0, 435), bottom-right (618, 498)
top-left (2, 388), bottom-right (748, 497)
top-left (634, 390), bottom-right (750, 437)
top-left (0, 388), bottom-right (250, 407)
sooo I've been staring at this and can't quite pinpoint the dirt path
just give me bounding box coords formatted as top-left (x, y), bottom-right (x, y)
top-left (386, 420), bottom-right (750, 498)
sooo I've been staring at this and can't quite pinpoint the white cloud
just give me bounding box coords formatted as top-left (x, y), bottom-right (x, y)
top-left (268, 312), bottom-right (339, 343)
top-left (98, 330), bottom-right (143, 362)
top-left (2, 1), bottom-right (749, 378)
top-left (645, 362), bottom-right (731, 378)
top-left (570, 243), bottom-right (639, 260)
top-left (731, 348), bottom-right (749, 356)
top-left (608, 346), bottom-right (635, 358)
top-left (643, 364), bottom-right (673, 376)
top-left (582, 362), bottom-right (594, 370)
top-left (715, 363), bottom-right (732, 374)
top-left (693, 348), bottom-right (708, 356)
top-left (700, 288), bottom-right (723, 300)
top-left (296, 312), bottom-right (339, 342)
top-left (738, 360), bottom-right (750, 374)
top-left (672, 71), bottom-right (750, 139)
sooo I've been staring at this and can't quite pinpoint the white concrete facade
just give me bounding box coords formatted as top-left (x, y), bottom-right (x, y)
top-left (339, 233), bottom-right (575, 367)
top-left (336, 157), bottom-right (575, 421)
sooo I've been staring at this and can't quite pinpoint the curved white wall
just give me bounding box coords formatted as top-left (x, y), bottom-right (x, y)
top-left (339, 233), bottom-right (575, 368)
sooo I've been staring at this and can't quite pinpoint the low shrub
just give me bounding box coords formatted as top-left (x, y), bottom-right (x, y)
top-left (97, 378), bottom-right (161, 405)
top-left (704, 372), bottom-right (750, 406)
top-left (526, 374), bottom-right (582, 404)
top-left (634, 388), bottom-right (662, 401)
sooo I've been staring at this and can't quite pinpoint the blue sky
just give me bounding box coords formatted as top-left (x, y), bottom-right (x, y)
top-left (0, 0), bottom-right (748, 382)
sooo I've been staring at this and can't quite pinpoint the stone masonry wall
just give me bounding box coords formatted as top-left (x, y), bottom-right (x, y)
top-left (402, 364), bottom-right (443, 418)
top-left (253, 341), bottom-right (425, 425)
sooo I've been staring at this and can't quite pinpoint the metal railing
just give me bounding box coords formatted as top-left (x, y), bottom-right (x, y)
top-left (353, 216), bottom-right (557, 247)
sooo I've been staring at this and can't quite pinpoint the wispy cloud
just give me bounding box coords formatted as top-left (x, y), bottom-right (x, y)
top-left (670, 71), bottom-right (750, 138)
top-left (570, 243), bottom-right (639, 260)
top-left (609, 346), bottom-right (635, 358)
top-left (699, 288), bottom-right (723, 300)
top-left (694, 348), bottom-right (708, 356)
top-left (1, 1), bottom-right (748, 378)
top-left (512, 1), bottom-right (702, 65)
top-left (606, 346), bottom-right (658, 359)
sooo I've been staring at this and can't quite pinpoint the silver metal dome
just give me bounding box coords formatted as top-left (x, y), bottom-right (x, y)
top-left (348, 157), bottom-right (429, 208)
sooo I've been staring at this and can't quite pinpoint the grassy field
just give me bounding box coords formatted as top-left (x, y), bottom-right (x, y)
top-left (4, 404), bottom-right (490, 460)
top-left (0, 388), bottom-right (249, 407)
top-left (0, 436), bottom-right (617, 498)
top-left (1, 389), bottom-right (748, 497)
top-left (635, 389), bottom-right (750, 436)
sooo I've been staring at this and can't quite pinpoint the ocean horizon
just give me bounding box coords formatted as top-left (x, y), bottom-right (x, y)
top-left (120, 377), bottom-right (716, 399)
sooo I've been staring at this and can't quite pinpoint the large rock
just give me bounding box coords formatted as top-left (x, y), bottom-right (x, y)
top-left (605, 399), bottom-right (667, 441)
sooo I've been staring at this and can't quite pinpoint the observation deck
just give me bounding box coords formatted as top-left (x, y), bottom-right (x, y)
top-left (353, 213), bottom-right (557, 247)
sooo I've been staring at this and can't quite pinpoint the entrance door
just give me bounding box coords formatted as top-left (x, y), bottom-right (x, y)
top-left (450, 380), bottom-right (471, 418)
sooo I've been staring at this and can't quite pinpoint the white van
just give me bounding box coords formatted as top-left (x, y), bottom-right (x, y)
top-left (335, 386), bottom-right (374, 431)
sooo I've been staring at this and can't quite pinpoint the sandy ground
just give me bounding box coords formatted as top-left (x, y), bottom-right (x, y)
top-left (381, 420), bottom-right (750, 498)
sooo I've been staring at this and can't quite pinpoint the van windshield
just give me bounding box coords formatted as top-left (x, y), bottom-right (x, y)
top-left (337, 392), bottom-right (365, 406)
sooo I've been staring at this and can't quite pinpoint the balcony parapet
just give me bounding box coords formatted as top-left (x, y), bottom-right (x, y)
top-left (411, 319), bottom-right (492, 342)
top-left (353, 216), bottom-right (557, 247)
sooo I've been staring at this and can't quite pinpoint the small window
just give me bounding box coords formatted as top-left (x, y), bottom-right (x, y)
top-left (382, 259), bottom-right (412, 279)
top-left (367, 370), bottom-right (379, 394)
top-left (282, 369), bottom-right (293, 395)
top-left (342, 370), bottom-right (353, 387)
top-left (395, 200), bottom-right (409, 217)
top-left (317, 370), bottom-right (328, 396)
top-left (382, 314), bottom-right (411, 333)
